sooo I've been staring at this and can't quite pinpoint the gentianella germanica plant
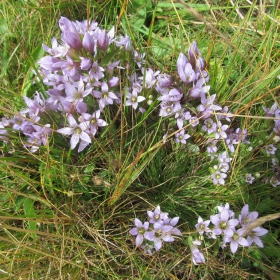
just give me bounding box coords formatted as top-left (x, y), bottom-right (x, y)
top-left (0, 16), bottom-right (276, 264)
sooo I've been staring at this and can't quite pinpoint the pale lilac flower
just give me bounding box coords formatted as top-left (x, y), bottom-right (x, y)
top-left (219, 162), bottom-right (230, 173)
top-left (270, 176), bottom-right (280, 187)
top-left (146, 223), bottom-right (177, 251)
top-left (147, 205), bottom-right (168, 224)
top-left (93, 82), bottom-right (119, 110)
top-left (218, 152), bottom-right (232, 164)
top-left (82, 32), bottom-right (95, 53)
top-left (191, 245), bottom-right (205, 265)
top-left (108, 76), bottom-right (119, 88)
top-left (202, 119), bottom-right (217, 134)
top-left (64, 79), bottom-right (92, 112)
top-left (215, 121), bottom-right (229, 139)
top-left (192, 239), bottom-right (202, 246)
top-left (159, 102), bottom-right (181, 117)
top-left (197, 94), bottom-right (222, 119)
top-left (157, 73), bottom-right (173, 88)
top-left (175, 129), bottom-right (191, 144)
top-left (195, 216), bottom-right (211, 235)
top-left (217, 203), bottom-right (234, 218)
top-left (115, 34), bottom-right (131, 50)
top-left (224, 228), bottom-right (249, 254)
top-left (80, 57), bottom-right (92, 70)
top-left (97, 29), bottom-right (109, 51)
top-left (246, 226), bottom-right (268, 247)
top-left (189, 78), bottom-right (210, 99)
top-left (42, 37), bottom-right (70, 57)
top-left (107, 60), bottom-right (120, 74)
top-left (262, 102), bottom-right (280, 117)
top-left (140, 68), bottom-right (159, 88)
top-left (177, 60), bottom-right (196, 84)
top-left (26, 124), bottom-right (52, 153)
top-left (141, 243), bottom-right (153, 255)
top-left (57, 114), bottom-right (91, 151)
top-left (134, 50), bottom-right (146, 68)
top-left (129, 218), bottom-right (149, 246)
top-left (189, 116), bottom-right (199, 127)
top-left (79, 110), bottom-right (107, 136)
top-left (126, 91), bottom-right (146, 109)
top-left (245, 174), bottom-right (255, 184)
top-left (210, 209), bottom-right (239, 236)
top-left (61, 31), bottom-right (82, 51)
top-left (211, 171), bottom-right (227, 185)
top-left (265, 144), bottom-right (277, 155)
top-left (89, 62), bottom-right (105, 80)
top-left (206, 230), bottom-right (217, 239)
top-left (238, 204), bottom-right (258, 228)
top-left (158, 88), bottom-right (182, 102)
top-left (206, 139), bottom-right (218, 153)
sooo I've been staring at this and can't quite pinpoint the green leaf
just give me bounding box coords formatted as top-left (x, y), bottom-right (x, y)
top-left (23, 198), bottom-right (37, 240)
top-left (127, 0), bottom-right (152, 30)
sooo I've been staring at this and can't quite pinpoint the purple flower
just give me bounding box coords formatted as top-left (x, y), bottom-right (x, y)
top-left (238, 204), bottom-right (258, 228)
top-left (82, 32), bottom-right (95, 53)
top-left (134, 50), bottom-right (146, 68)
top-left (57, 114), bottom-right (91, 152)
top-left (140, 68), bottom-right (159, 88)
top-left (189, 79), bottom-right (210, 99)
top-left (115, 34), bottom-right (131, 50)
top-left (265, 144), bottom-right (277, 155)
top-left (175, 129), bottom-right (191, 144)
top-left (89, 62), bottom-right (105, 80)
top-left (157, 73), bottom-right (173, 88)
top-left (25, 124), bottom-right (51, 153)
top-left (210, 209), bottom-right (239, 236)
top-left (159, 102), bottom-right (181, 117)
top-left (270, 176), bottom-right (280, 187)
top-left (177, 55), bottom-right (196, 84)
top-left (129, 218), bottom-right (150, 246)
top-left (191, 245), bottom-right (205, 265)
top-left (211, 171), bottom-right (227, 185)
top-left (141, 243), bottom-right (153, 255)
top-left (202, 119), bottom-right (217, 134)
top-left (61, 31), bottom-right (82, 51)
top-left (262, 102), bottom-right (280, 117)
top-left (79, 110), bottom-right (107, 136)
top-left (214, 121), bottom-right (228, 139)
top-left (146, 223), bottom-right (177, 251)
top-left (147, 205), bottom-right (168, 224)
top-left (224, 228), bottom-right (249, 254)
top-left (195, 216), bottom-right (211, 235)
top-left (125, 91), bottom-right (146, 109)
top-left (245, 174), bottom-right (255, 184)
top-left (246, 227), bottom-right (268, 247)
top-left (97, 29), bottom-right (109, 51)
top-left (217, 203), bottom-right (235, 218)
top-left (93, 82), bottom-right (119, 110)
top-left (206, 139), bottom-right (218, 153)
top-left (197, 94), bottom-right (222, 119)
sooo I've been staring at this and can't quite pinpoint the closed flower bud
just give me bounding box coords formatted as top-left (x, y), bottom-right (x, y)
top-left (97, 30), bottom-right (109, 51)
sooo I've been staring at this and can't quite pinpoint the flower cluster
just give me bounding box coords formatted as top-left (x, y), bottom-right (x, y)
top-left (192, 203), bottom-right (268, 264)
top-left (0, 16), bottom-right (147, 152)
top-left (0, 15), bottom-right (278, 189)
top-left (129, 206), bottom-right (182, 254)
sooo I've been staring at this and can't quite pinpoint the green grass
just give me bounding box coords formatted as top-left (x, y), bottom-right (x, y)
top-left (0, 0), bottom-right (280, 279)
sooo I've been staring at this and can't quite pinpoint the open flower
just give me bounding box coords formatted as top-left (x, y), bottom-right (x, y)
top-left (57, 114), bottom-right (91, 151)
top-left (125, 91), bottom-right (146, 109)
top-left (224, 228), bottom-right (249, 254)
top-left (246, 227), bottom-right (268, 247)
top-left (129, 218), bottom-right (150, 246)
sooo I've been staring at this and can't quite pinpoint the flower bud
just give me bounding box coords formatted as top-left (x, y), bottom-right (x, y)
top-left (97, 30), bottom-right (109, 51)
